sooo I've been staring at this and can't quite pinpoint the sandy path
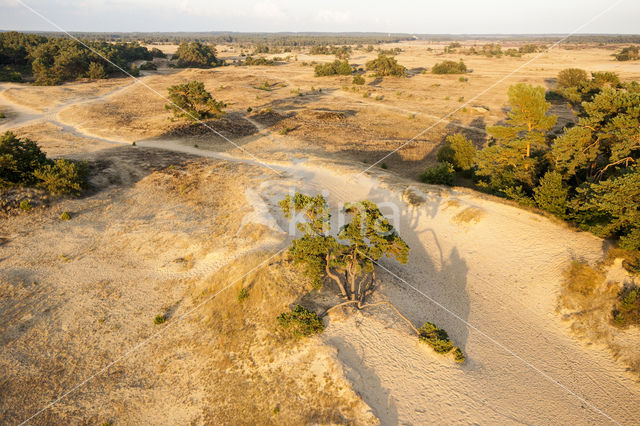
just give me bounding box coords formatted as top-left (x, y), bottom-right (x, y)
top-left (2, 90), bottom-right (640, 424)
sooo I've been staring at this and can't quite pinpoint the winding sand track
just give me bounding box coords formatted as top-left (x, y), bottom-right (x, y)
top-left (1, 78), bottom-right (639, 425)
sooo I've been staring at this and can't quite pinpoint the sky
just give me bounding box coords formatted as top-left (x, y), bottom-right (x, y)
top-left (0, 0), bottom-right (638, 34)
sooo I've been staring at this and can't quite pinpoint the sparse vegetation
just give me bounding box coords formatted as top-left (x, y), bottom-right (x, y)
top-left (614, 45), bottom-right (639, 61)
top-left (237, 287), bottom-right (248, 303)
top-left (154, 314), bottom-right (166, 324)
top-left (352, 74), bottom-right (365, 85)
top-left (60, 211), bottom-right (71, 220)
top-left (613, 285), bottom-right (640, 327)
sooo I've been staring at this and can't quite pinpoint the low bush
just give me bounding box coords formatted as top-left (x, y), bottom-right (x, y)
top-left (172, 41), bottom-right (220, 68)
top-left (352, 74), bottom-right (365, 85)
top-left (365, 54), bottom-right (406, 77)
top-left (237, 287), bottom-right (248, 303)
top-left (432, 60), bottom-right (467, 75)
top-left (418, 322), bottom-right (464, 362)
top-left (154, 314), bottom-right (166, 324)
top-left (314, 60), bottom-right (352, 77)
top-left (277, 305), bottom-right (324, 338)
top-left (139, 61), bottom-right (157, 70)
top-left (436, 133), bottom-right (476, 171)
top-left (150, 47), bottom-right (166, 58)
top-left (243, 56), bottom-right (275, 66)
top-left (612, 285), bottom-right (640, 327)
top-left (19, 199), bottom-right (31, 211)
top-left (557, 68), bottom-right (589, 88)
top-left (420, 162), bottom-right (455, 186)
top-left (60, 211), bottom-right (71, 220)
top-left (33, 159), bottom-right (88, 195)
top-left (615, 46), bottom-right (639, 62)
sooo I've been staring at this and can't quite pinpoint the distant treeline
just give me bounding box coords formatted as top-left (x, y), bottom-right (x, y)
top-left (6, 31), bottom-right (413, 46)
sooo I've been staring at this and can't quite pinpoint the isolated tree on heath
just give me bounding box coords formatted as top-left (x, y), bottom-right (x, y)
top-left (165, 81), bottom-right (226, 121)
top-left (280, 192), bottom-right (409, 304)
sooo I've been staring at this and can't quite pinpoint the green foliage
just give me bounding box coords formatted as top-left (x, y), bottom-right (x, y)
top-left (615, 45), bottom-right (639, 62)
top-left (432, 60), bottom-right (467, 74)
top-left (19, 199), bottom-right (31, 211)
top-left (33, 159), bottom-right (88, 195)
top-left (437, 133), bottom-right (476, 171)
top-left (365, 54), bottom-right (406, 77)
top-left (418, 322), bottom-right (464, 362)
top-left (314, 59), bottom-right (352, 77)
top-left (139, 61), bottom-right (157, 70)
top-left (165, 81), bottom-right (226, 121)
top-left (0, 131), bottom-right (48, 185)
top-left (172, 41), bottom-right (220, 68)
top-left (154, 315), bottom-right (166, 324)
top-left (87, 61), bottom-right (107, 79)
top-left (277, 305), bottom-right (324, 338)
top-left (243, 56), bottom-right (275, 66)
top-left (557, 68), bottom-right (589, 89)
top-left (420, 162), bottom-right (455, 186)
top-left (534, 171), bottom-right (569, 217)
top-left (150, 47), bottom-right (166, 58)
top-left (60, 211), bottom-right (71, 221)
top-left (571, 168), bottom-right (640, 249)
top-left (612, 285), bottom-right (640, 327)
top-left (280, 192), bottom-right (409, 301)
top-left (237, 287), bottom-right (248, 303)
top-left (352, 74), bottom-right (365, 85)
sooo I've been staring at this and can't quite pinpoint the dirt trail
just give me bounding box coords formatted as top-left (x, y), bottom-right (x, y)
top-left (1, 88), bottom-right (640, 424)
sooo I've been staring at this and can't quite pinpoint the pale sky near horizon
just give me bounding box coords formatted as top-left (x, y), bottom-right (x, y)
top-left (0, 0), bottom-right (638, 34)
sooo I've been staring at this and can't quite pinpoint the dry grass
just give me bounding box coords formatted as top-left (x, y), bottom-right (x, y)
top-left (451, 206), bottom-right (486, 224)
top-left (558, 261), bottom-right (640, 377)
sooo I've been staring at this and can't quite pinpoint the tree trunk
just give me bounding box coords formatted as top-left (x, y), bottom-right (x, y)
top-left (325, 253), bottom-right (348, 298)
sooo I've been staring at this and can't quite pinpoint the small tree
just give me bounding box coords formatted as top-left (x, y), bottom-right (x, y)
top-left (557, 68), bottom-right (588, 88)
top-left (172, 41), bottom-right (219, 68)
top-left (352, 75), bottom-right (365, 85)
top-left (165, 81), bottom-right (226, 121)
top-left (365, 54), bottom-right (406, 77)
top-left (0, 131), bottom-right (48, 185)
top-left (437, 133), bottom-right (476, 171)
top-left (280, 192), bottom-right (409, 304)
top-left (87, 61), bottom-right (107, 79)
top-left (33, 159), bottom-right (87, 195)
top-left (533, 171), bottom-right (568, 217)
top-left (420, 162), bottom-right (455, 186)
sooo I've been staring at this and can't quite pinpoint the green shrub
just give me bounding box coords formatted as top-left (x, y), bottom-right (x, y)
top-left (19, 199), bottom-right (31, 211)
top-left (87, 61), bottom-right (107, 79)
top-left (277, 305), bottom-right (324, 338)
top-left (534, 171), bottom-right (568, 217)
top-left (0, 131), bottom-right (48, 185)
top-left (139, 61), bottom-right (157, 70)
top-left (33, 159), bottom-right (88, 195)
top-left (557, 68), bottom-right (589, 88)
top-left (154, 315), bottom-right (166, 324)
top-left (237, 287), bottom-right (248, 303)
top-left (314, 60), bottom-right (352, 77)
top-left (437, 133), bottom-right (476, 171)
top-left (165, 81), bottom-right (226, 121)
top-left (418, 322), bottom-right (456, 354)
top-left (172, 41), bottom-right (220, 68)
top-left (612, 285), bottom-right (640, 327)
top-left (352, 75), bottom-right (365, 85)
top-left (365, 54), bottom-right (406, 77)
top-left (243, 56), bottom-right (275, 66)
top-left (150, 47), bottom-right (166, 58)
top-left (420, 162), bottom-right (455, 186)
top-left (60, 211), bottom-right (71, 220)
top-left (381, 162), bottom-right (388, 169)
top-left (615, 46), bottom-right (639, 62)
top-left (432, 60), bottom-right (467, 74)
